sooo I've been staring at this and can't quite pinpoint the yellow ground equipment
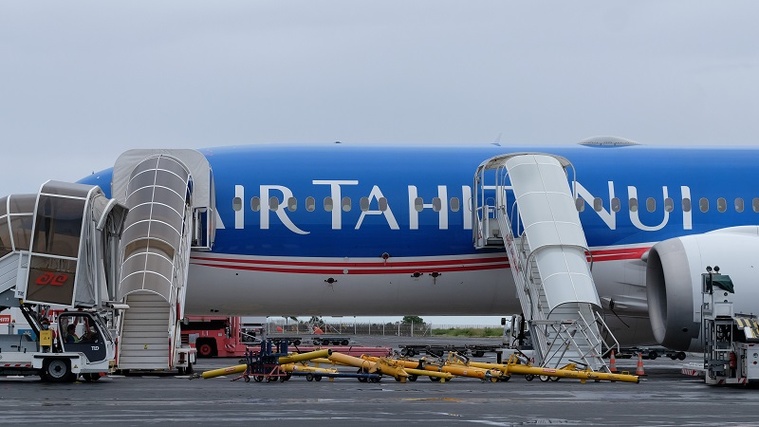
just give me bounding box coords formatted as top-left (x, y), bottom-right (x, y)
top-left (362, 355), bottom-right (498, 382)
top-left (499, 353), bottom-right (639, 383)
top-left (196, 348), bottom-right (332, 381)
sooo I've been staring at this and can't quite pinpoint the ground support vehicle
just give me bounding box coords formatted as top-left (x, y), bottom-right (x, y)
top-left (398, 343), bottom-right (501, 358)
top-left (183, 316), bottom-right (262, 358)
top-left (700, 269), bottom-right (759, 385)
top-left (613, 347), bottom-right (688, 361)
top-left (312, 336), bottom-right (352, 346)
top-left (0, 182), bottom-right (127, 382)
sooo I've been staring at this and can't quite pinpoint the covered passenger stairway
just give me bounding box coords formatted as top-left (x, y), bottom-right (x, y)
top-left (112, 150), bottom-right (215, 372)
top-left (473, 154), bottom-right (617, 371)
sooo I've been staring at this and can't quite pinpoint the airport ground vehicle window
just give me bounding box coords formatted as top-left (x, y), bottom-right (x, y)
top-left (305, 196), bottom-right (315, 212)
top-left (0, 217), bottom-right (10, 258)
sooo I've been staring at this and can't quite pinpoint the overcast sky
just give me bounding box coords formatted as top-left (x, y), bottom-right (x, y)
top-left (2, 1), bottom-right (758, 325)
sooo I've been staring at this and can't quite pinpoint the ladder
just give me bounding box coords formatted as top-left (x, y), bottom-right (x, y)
top-left (112, 150), bottom-right (215, 371)
top-left (474, 153), bottom-right (617, 371)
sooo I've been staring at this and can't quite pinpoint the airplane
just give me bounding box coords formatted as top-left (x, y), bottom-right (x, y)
top-left (73, 138), bottom-right (759, 353)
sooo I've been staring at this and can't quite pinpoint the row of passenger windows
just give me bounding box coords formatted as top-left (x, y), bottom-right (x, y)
top-left (232, 196), bottom-right (759, 214)
top-left (233, 196), bottom-right (460, 213)
top-left (579, 197), bottom-right (758, 214)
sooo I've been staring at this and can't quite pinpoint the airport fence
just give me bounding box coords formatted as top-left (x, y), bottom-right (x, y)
top-left (263, 321), bottom-right (501, 338)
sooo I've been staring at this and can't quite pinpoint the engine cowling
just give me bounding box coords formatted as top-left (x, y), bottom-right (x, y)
top-left (646, 226), bottom-right (759, 351)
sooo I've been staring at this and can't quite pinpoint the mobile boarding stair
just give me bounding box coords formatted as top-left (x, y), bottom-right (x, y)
top-left (474, 153), bottom-right (618, 372)
top-left (111, 150), bottom-right (215, 373)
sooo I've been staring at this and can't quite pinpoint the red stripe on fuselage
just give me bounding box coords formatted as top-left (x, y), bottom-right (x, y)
top-left (190, 246), bottom-right (650, 275)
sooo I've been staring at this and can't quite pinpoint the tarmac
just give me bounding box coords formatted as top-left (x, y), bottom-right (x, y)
top-left (1, 337), bottom-right (759, 426)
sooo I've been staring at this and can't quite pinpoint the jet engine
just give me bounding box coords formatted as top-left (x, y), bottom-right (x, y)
top-left (646, 226), bottom-right (759, 351)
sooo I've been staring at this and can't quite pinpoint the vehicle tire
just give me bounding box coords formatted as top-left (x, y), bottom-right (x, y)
top-left (550, 376), bottom-right (560, 382)
top-left (314, 375), bottom-right (322, 382)
top-left (473, 351), bottom-right (485, 357)
top-left (539, 375), bottom-right (550, 382)
top-left (370, 376), bottom-right (381, 383)
top-left (82, 373), bottom-right (101, 382)
top-left (43, 359), bottom-right (75, 383)
top-left (306, 373), bottom-right (314, 382)
top-left (525, 374), bottom-right (535, 381)
top-left (254, 375), bottom-right (264, 382)
top-left (678, 352), bottom-right (687, 361)
top-left (341, 340), bottom-right (349, 346)
top-left (649, 351), bottom-right (658, 360)
top-left (429, 376), bottom-right (441, 382)
top-left (408, 375), bottom-right (418, 382)
top-left (293, 339), bottom-right (301, 346)
top-left (197, 342), bottom-right (214, 358)
top-left (501, 375), bottom-right (511, 382)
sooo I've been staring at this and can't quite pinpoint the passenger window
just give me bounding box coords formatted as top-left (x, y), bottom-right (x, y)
top-left (305, 196), bottom-right (315, 212)
top-left (250, 197), bottom-right (260, 212)
top-left (646, 197), bottom-right (656, 213)
top-left (699, 198), bottom-right (709, 213)
top-left (233, 196), bottom-right (242, 212)
top-left (575, 198), bottom-right (585, 212)
top-left (287, 197), bottom-right (297, 212)
top-left (717, 197), bottom-right (727, 213)
top-left (414, 197), bottom-right (423, 212)
top-left (664, 197), bottom-right (674, 213)
top-left (593, 197), bottom-right (603, 212)
top-left (735, 198), bottom-right (744, 213)
top-left (342, 197), bottom-right (351, 212)
top-left (268, 196), bottom-right (279, 211)
top-left (360, 197), bottom-right (370, 212)
top-left (450, 197), bottom-right (460, 213)
top-left (324, 197), bottom-right (333, 212)
top-left (682, 197), bottom-right (692, 213)
top-left (611, 197), bottom-right (621, 213)
top-left (629, 198), bottom-right (638, 213)
top-left (753, 198), bottom-right (759, 213)
top-left (432, 197), bottom-right (441, 212)
top-left (378, 197), bottom-right (388, 212)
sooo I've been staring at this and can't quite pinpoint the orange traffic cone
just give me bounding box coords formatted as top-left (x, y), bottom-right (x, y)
top-left (635, 353), bottom-right (647, 376)
top-left (609, 350), bottom-right (618, 373)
